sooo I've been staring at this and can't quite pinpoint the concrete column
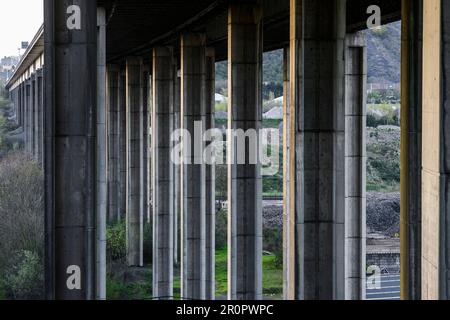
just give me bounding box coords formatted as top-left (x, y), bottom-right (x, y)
top-left (108, 65), bottom-right (120, 223)
top-left (126, 57), bottom-right (144, 267)
top-left (205, 48), bottom-right (216, 300)
top-left (44, 0), bottom-right (97, 299)
top-left (289, 0), bottom-right (346, 300)
top-left (37, 70), bottom-right (44, 165)
top-left (17, 84), bottom-right (22, 128)
top-left (180, 34), bottom-right (207, 300)
top-left (344, 33), bottom-right (367, 300)
top-left (228, 4), bottom-right (263, 300)
top-left (31, 74), bottom-right (36, 158)
top-left (96, 7), bottom-right (107, 300)
top-left (142, 65), bottom-right (150, 225)
top-left (119, 70), bottom-right (127, 221)
top-left (152, 47), bottom-right (174, 299)
top-left (25, 79), bottom-right (31, 154)
top-left (421, 0), bottom-right (450, 300)
top-left (173, 63), bottom-right (180, 266)
top-left (282, 46), bottom-right (295, 300)
top-left (400, 0), bottom-right (423, 300)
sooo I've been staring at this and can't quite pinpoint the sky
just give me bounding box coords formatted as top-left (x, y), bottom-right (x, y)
top-left (0, 0), bottom-right (43, 58)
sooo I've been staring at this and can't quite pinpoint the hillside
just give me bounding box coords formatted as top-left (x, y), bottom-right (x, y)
top-left (216, 21), bottom-right (401, 86)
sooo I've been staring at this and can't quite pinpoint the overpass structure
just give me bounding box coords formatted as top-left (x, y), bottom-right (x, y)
top-left (3, 0), bottom-right (447, 301)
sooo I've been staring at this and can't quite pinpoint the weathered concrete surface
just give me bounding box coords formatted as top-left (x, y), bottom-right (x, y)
top-left (126, 57), bottom-right (144, 267)
top-left (44, 0), bottom-right (98, 299)
top-left (290, 0), bottom-right (346, 300)
top-left (152, 47), bottom-right (174, 299)
top-left (344, 33), bottom-right (367, 300)
top-left (205, 48), bottom-right (216, 300)
top-left (108, 65), bottom-right (120, 223)
top-left (119, 70), bottom-right (127, 221)
top-left (228, 4), bottom-right (263, 300)
top-left (181, 33), bottom-right (207, 300)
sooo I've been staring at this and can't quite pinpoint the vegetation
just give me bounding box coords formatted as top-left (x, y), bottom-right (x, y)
top-left (0, 153), bottom-right (44, 300)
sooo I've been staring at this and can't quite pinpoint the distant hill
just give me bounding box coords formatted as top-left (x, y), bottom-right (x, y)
top-left (216, 21), bottom-right (401, 86)
top-left (364, 21), bottom-right (401, 84)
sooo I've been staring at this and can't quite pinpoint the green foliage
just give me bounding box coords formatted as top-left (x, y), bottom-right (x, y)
top-left (107, 221), bottom-right (127, 262)
top-left (106, 271), bottom-right (152, 300)
top-left (264, 226), bottom-right (283, 268)
top-left (367, 126), bottom-right (400, 192)
top-left (215, 209), bottom-right (227, 250)
top-left (3, 250), bottom-right (44, 300)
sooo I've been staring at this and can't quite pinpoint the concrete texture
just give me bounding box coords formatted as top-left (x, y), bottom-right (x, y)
top-left (152, 47), bottom-right (174, 299)
top-left (345, 33), bottom-right (367, 300)
top-left (96, 8), bottom-right (107, 300)
top-left (44, 0), bottom-right (98, 299)
top-left (119, 70), bottom-right (127, 221)
top-left (181, 33), bottom-right (207, 300)
top-left (228, 4), bottom-right (263, 300)
top-left (107, 65), bottom-right (121, 223)
top-left (290, 0), bottom-right (346, 300)
top-left (205, 48), bottom-right (216, 300)
top-left (126, 57), bottom-right (144, 267)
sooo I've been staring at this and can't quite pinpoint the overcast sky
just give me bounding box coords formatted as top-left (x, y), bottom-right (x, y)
top-left (0, 0), bottom-right (43, 58)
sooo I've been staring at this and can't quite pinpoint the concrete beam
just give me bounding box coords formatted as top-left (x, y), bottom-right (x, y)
top-left (181, 34), bottom-right (207, 300)
top-left (228, 4), bottom-right (263, 300)
top-left (152, 47), bottom-right (174, 299)
top-left (44, 0), bottom-right (98, 299)
top-left (126, 57), bottom-right (144, 267)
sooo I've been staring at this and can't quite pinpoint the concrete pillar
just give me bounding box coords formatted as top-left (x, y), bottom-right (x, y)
top-left (289, 0), bottom-right (346, 300)
top-left (173, 63), bottom-right (180, 266)
top-left (126, 57), bottom-right (144, 267)
top-left (31, 74), bottom-right (36, 158)
top-left (25, 79), bottom-right (31, 154)
top-left (205, 48), bottom-right (216, 300)
top-left (344, 33), bottom-right (367, 300)
top-left (180, 34), bottom-right (207, 300)
top-left (44, 0), bottom-right (98, 299)
top-left (96, 7), bottom-right (107, 300)
top-left (108, 65), bottom-right (120, 223)
top-left (401, 0), bottom-right (423, 301)
top-left (421, 0), bottom-right (450, 300)
top-left (119, 70), bottom-right (127, 221)
top-left (152, 47), bottom-right (174, 299)
top-left (37, 70), bottom-right (44, 165)
top-left (142, 65), bottom-right (150, 225)
top-left (228, 4), bottom-right (263, 300)
top-left (282, 46), bottom-right (295, 300)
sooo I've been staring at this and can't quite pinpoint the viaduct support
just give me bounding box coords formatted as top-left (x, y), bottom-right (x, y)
top-left (344, 33), bottom-right (367, 300)
top-left (205, 48), bottom-right (216, 300)
top-left (421, 0), bottom-right (450, 300)
top-left (152, 47), bottom-right (174, 299)
top-left (44, 0), bottom-right (98, 299)
top-left (180, 34), bottom-right (207, 300)
top-left (228, 3), bottom-right (263, 300)
top-left (400, 0), bottom-right (423, 301)
top-left (288, 0), bottom-right (346, 300)
top-left (107, 65), bottom-right (121, 223)
top-left (126, 57), bottom-right (144, 267)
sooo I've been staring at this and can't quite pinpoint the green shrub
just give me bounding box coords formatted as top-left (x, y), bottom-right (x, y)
top-left (107, 221), bottom-right (127, 262)
top-left (3, 250), bottom-right (44, 300)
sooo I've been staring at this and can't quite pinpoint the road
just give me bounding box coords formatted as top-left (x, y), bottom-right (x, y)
top-left (366, 274), bottom-right (400, 300)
